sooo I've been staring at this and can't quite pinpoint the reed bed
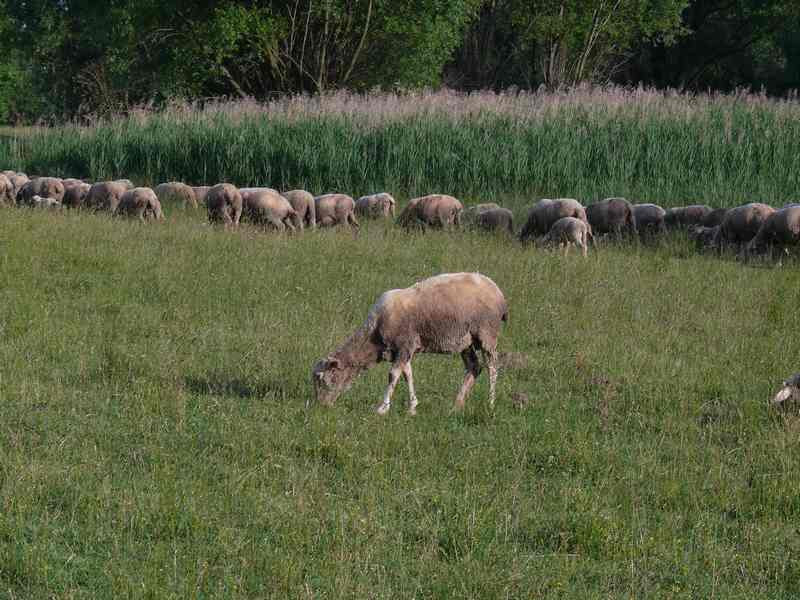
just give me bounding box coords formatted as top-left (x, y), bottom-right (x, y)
top-left (2, 87), bottom-right (799, 209)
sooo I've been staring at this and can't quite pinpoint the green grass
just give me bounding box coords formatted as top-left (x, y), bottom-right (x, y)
top-left (1, 89), bottom-right (800, 208)
top-left (2, 205), bottom-right (800, 598)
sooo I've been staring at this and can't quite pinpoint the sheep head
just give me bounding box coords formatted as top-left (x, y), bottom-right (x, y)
top-left (311, 357), bottom-right (358, 407)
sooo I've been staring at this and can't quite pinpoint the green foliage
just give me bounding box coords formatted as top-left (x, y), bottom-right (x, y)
top-left (512, 0), bottom-right (689, 86)
top-left (0, 207), bottom-right (799, 598)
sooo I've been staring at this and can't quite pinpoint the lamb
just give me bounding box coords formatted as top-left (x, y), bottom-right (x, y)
top-left (688, 225), bottom-right (721, 251)
top-left (283, 189), bottom-right (316, 229)
top-left (18, 177), bottom-right (65, 206)
top-left (206, 183), bottom-right (243, 227)
top-left (538, 216), bottom-right (591, 257)
top-left (396, 194), bottom-right (463, 230)
top-left (585, 197), bottom-right (637, 239)
top-left (31, 195), bottom-right (63, 210)
top-left (518, 198), bottom-right (588, 242)
top-left (311, 272), bottom-right (508, 414)
top-left (355, 193), bottom-right (396, 219)
top-left (772, 374), bottom-right (800, 409)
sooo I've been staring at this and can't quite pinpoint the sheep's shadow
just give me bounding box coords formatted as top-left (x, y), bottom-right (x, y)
top-left (183, 376), bottom-right (289, 401)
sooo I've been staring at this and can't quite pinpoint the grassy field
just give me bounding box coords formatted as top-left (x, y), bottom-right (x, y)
top-left (2, 88), bottom-right (800, 598)
top-left (1, 203), bottom-right (800, 598)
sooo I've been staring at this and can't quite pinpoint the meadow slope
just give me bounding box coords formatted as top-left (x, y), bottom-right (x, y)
top-left (1, 205), bottom-right (800, 598)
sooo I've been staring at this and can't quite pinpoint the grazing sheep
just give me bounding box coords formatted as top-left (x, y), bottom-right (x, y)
top-left (664, 205), bottom-right (712, 229)
top-left (3, 171), bottom-right (28, 199)
top-left (18, 177), bottom-right (65, 206)
top-left (154, 182), bottom-right (199, 209)
top-left (115, 179), bottom-right (135, 190)
top-left (474, 207), bottom-right (514, 235)
top-left (311, 272), bottom-right (508, 414)
top-left (31, 195), bottom-right (62, 210)
top-left (538, 216), bottom-right (591, 257)
top-left (84, 181), bottom-right (131, 212)
top-left (688, 225), bottom-right (721, 251)
top-left (632, 203), bottom-right (667, 238)
top-left (192, 186), bottom-right (211, 206)
top-left (701, 208), bottom-right (728, 228)
top-left (114, 187), bottom-right (164, 222)
top-left (314, 194), bottom-right (360, 229)
top-left (746, 206), bottom-right (800, 256)
top-left (463, 203), bottom-right (502, 223)
top-left (772, 374), bottom-right (800, 409)
top-left (0, 173), bottom-right (15, 206)
top-left (242, 189), bottom-right (300, 232)
top-left (518, 198), bottom-right (588, 242)
top-left (714, 203), bottom-right (775, 249)
top-left (283, 189), bottom-right (316, 229)
top-left (356, 193), bottom-right (396, 219)
top-left (206, 183), bottom-right (243, 227)
top-left (585, 197), bottom-right (637, 239)
top-left (396, 194), bottom-right (463, 230)
top-left (62, 182), bottom-right (91, 209)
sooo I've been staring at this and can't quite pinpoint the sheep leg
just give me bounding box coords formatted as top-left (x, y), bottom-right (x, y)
top-left (454, 348), bottom-right (481, 411)
top-left (401, 362), bottom-right (418, 415)
top-left (481, 348), bottom-right (499, 409)
top-left (267, 217), bottom-right (285, 232)
top-left (376, 364), bottom-right (403, 415)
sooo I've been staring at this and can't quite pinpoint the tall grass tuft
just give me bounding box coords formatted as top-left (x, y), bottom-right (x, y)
top-left (2, 87), bottom-right (800, 209)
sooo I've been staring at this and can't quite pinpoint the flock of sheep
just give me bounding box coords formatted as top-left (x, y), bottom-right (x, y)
top-left (2, 170), bottom-right (798, 413)
top-left (2, 170), bottom-right (798, 260)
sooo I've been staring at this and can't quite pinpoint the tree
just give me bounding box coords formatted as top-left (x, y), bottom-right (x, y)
top-left (514, 0), bottom-right (688, 88)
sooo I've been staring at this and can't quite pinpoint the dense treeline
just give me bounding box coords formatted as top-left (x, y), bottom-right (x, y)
top-left (1, 0), bottom-right (799, 123)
